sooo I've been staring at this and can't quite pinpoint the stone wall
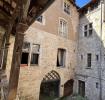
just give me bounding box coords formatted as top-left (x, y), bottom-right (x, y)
top-left (5, 0), bottom-right (79, 99)
top-left (74, 3), bottom-right (105, 100)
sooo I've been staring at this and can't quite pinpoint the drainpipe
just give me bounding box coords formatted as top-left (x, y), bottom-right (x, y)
top-left (99, 1), bottom-right (103, 100)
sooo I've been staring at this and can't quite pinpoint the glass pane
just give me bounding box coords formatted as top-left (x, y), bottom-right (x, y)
top-left (84, 25), bottom-right (87, 30)
top-left (89, 30), bottom-right (92, 36)
top-left (84, 31), bottom-right (87, 37)
top-left (31, 54), bottom-right (39, 65)
top-left (32, 44), bottom-right (40, 53)
top-left (22, 42), bottom-right (30, 52)
top-left (89, 23), bottom-right (92, 28)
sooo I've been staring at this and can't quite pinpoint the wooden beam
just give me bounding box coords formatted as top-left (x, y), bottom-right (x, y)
top-left (7, 23), bottom-right (28, 100)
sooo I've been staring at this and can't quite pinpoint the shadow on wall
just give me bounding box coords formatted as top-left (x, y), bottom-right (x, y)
top-left (75, 9), bottom-right (105, 100)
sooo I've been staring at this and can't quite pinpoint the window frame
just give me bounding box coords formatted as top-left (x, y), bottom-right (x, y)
top-left (83, 23), bottom-right (93, 37)
top-left (87, 53), bottom-right (92, 68)
top-left (21, 42), bottom-right (30, 66)
top-left (30, 44), bottom-right (40, 66)
top-left (59, 18), bottom-right (68, 38)
top-left (57, 48), bottom-right (66, 68)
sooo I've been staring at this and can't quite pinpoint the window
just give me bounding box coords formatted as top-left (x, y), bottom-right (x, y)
top-left (96, 82), bottom-right (99, 89)
top-left (36, 15), bottom-right (43, 23)
top-left (96, 55), bottom-right (99, 61)
top-left (78, 80), bottom-right (85, 97)
top-left (59, 19), bottom-right (68, 38)
top-left (57, 49), bottom-right (66, 67)
top-left (87, 53), bottom-right (92, 68)
top-left (21, 42), bottom-right (30, 66)
top-left (63, 0), bottom-right (70, 15)
top-left (81, 55), bottom-right (83, 60)
top-left (31, 44), bottom-right (40, 65)
top-left (84, 23), bottom-right (93, 37)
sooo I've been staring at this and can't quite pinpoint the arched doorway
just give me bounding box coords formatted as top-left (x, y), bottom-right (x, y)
top-left (64, 79), bottom-right (74, 96)
top-left (39, 70), bottom-right (60, 100)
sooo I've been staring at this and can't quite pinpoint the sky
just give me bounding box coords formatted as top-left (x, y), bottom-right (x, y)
top-left (76, 0), bottom-right (91, 7)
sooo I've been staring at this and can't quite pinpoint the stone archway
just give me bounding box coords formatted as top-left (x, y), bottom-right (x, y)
top-left (39, 70), bottom-right (60, 100)
top-left (64, 79), bottom-right (74, 96)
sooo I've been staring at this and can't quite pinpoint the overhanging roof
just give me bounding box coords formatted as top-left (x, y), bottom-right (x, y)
top-left (0, 0), bottom-right (55, 28)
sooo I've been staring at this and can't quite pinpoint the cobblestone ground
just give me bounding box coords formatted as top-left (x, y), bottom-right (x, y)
top-left (55, 95), bottom-right (88, 100)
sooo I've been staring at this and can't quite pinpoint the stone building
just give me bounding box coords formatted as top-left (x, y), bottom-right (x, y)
top-left (0, 0), bottom-right (55, 100)
top-left (2, 0), bottom-right (105, 100)
top-left (6, 0), bottom-right (79, 100)
top-left (74, 0), bottom-right (105, 100)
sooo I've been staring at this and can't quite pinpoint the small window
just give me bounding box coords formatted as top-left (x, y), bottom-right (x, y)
top-left (31, 44), bottom-right (40, 65)
top-left (87, 53), bottom-right (92, 68)
top-left (57, 48), bottom-right (66, 67)
top-left (59, 19), bottom-right (68, 38)
top-left (96, 82), bottom-right (99, 88)
top-left (96, 55), bottom-right (99, 61)
top-left (81, 55), bottom-right (83, 60)
top-left (63, 1), bottom-right (70, 15)
top-left (36, 15), bottom-right (43, 23)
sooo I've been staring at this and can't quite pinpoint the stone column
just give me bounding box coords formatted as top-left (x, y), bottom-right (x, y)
top-left (7, 23), bottom-right (28, 100)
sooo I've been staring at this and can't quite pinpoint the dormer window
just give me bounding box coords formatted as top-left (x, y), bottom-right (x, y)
top-left (63, 0), bottom-right (70, 15)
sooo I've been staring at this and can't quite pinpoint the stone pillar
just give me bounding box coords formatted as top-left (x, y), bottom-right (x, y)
top-left (7, 23), bottom-right (28, 100)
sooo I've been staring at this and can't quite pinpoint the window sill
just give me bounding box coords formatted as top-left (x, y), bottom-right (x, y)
top-left (30, 64), bottom-right (39, 67)
top-left (56, 66), bottom-right (65, 68)
top-left (20, 64), bottom-right (28, 67)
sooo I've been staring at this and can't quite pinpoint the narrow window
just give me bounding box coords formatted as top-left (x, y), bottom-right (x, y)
top-left (21, 42), bottom-right (30, 66)
top-left (89, 23), bottom-right (93, 36)
top-left (59, 19), bottom-right (68, 38)
top-left (81, 55), bottom-right (83, 60)
top-left (84, 25), bottom-right (88, 37)
top-left (31, 44), bottom-right (40, 65)
top-left (57, 49), bottom-right (66, 67)
top-left (87, 53), bottom-right (92, 68)
top-left (96, 82), bottom-right (99, 88)
top-left (96, 55), bottom-right (99, 61)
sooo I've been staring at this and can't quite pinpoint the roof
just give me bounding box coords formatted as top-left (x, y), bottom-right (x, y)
top-left (79, 0), bottom-right (100, 14)
top-left (0, 0), bottom-right (55, 28)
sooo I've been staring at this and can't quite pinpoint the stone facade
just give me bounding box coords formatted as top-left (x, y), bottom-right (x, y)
top-left (6, 0), bottom-right (79, 100)
top-left (1, 0), bottom-right (105, 100)
top-left (74, 1), bottom-right (105, 100)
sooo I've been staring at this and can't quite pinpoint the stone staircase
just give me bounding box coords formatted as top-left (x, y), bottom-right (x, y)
top-left (0, 70), bottom-right (8, 100)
